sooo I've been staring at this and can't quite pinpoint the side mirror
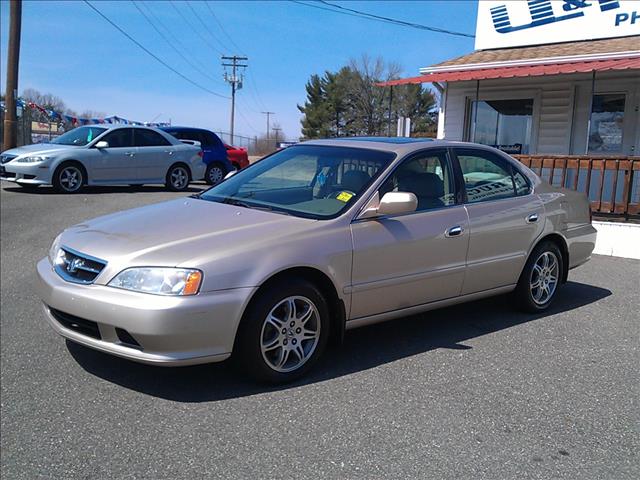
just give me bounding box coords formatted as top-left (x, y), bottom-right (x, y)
top-left (224, 170), bottom-right (237, 180)
top-left (94, 141), bottom-right (109, 149)
top-left (359, 191), bottom-right (417, 219)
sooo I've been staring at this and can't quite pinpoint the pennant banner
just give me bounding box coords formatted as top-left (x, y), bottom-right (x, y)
top-left (13, 98), bottom-right (170, 127)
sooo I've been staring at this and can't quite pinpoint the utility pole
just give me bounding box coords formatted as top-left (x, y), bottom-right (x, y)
top-left (222, 55), bottom-right (247, 145)
top-left (261, 111), bottom-right (274, 140)
top-left (272, 127), bottom-right (282, 147)
top-left (3, 0), bottom-right (22, 151)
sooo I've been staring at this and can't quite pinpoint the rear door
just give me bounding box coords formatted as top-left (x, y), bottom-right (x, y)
top-left (451, 147), bottom-right (544, 295)
top-left (134, 128), bottom-right (174, 182)
top-left (89, 128), bottom-right (136, 183)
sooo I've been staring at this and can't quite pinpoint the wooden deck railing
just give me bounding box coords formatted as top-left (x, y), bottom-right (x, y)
top-left (513, 155), bottom-right (640, 218)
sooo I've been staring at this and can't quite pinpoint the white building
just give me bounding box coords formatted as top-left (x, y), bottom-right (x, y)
top-left (382, 0), bottom-right (640, 227)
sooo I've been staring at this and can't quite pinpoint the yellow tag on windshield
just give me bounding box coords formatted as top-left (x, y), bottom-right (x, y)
top-left (336, 191), bottom-right (354, 202)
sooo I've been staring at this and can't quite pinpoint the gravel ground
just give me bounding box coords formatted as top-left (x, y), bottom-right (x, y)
top-left (1, 180), bottom-right (638, 479)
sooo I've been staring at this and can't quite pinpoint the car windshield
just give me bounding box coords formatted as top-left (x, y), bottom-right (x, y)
top-left (199, 144), bottom-right (395, 219)
top-left (50, 126), bottom-right (107, 146)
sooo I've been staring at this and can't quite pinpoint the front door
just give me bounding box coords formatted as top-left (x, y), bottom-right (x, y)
top-left (452, 147), bottom-right (545, 295)
top-left (89, 128), bottom-right (137, 183)
top-left (349, 149), bottom-right (469, 319)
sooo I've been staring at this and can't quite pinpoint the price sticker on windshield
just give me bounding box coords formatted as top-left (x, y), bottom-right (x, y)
top-left (336, 191), bottom-right (354, 202)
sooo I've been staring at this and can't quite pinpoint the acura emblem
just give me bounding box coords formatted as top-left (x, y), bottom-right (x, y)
top-left (66, 258), bottom-right (85, 273)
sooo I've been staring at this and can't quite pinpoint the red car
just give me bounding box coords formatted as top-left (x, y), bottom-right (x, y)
top-left (225, 144), bottom-right (249, 170)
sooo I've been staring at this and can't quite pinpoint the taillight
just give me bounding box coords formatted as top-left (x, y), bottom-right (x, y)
top-left (197, 150), bottom-right (203, 158)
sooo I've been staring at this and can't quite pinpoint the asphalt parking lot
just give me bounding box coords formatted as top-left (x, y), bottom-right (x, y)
top-left (1, 180), bottom-right (638, 480)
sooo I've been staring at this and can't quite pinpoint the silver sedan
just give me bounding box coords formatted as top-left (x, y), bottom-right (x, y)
top-left (0, 125), bottom-right (205, 192)
top-left (36, 138), bottom-right (596, 382)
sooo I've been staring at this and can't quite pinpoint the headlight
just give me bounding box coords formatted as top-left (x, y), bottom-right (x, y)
top-left (108, 268), bottom-right (203, 296)
top-left (16, 155), bottom-right (51, 163)
top-left (48, 234), bottom-right (63, 266)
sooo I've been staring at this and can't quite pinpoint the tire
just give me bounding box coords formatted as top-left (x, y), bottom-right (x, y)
top-left (52, 162), bottom-right (85, 193)
top-left (236, 279), bottom-right (330, 384)
top-left (205, 162), bottom-right (227, 186)
top-left (165, 164), bottom-right (191, 191)
top-left (513, 241), bottom-right (563, 313)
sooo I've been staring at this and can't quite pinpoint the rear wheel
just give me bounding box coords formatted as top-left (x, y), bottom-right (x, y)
top-left (205, 162), bottom-right (227, 186)
top-left (53, 163), bottom-right (84, 193)
top-left (514, 241), bottom-right (563, 312)
top-left (165, 164), bottom-right (190, 191)
top-left (236, 279), bottom-right (330, 383)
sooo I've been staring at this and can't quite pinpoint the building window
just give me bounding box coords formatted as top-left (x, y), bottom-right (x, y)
top-left (469, 99), bottom-right (533, 154)
top-left (588, 93), bottom-right (625, 153)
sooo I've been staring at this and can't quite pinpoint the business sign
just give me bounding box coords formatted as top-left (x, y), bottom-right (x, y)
top-left (475, 0), bottom-right (640, 50)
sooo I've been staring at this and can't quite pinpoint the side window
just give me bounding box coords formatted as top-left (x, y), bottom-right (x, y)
top-left (135, 129), bottom-right (171, 147)
top-left (456, 149), bottom-right (517, 203)
top-left (202, 132), bottom-right (220, 147)
top-left (101, 129), bottom-right (134, 148)
top-left (379, 150), bottom-right (455, 211)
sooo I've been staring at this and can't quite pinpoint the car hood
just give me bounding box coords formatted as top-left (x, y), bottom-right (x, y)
top-left (3, 143), bottom-right (80, 158)
top-left (61, 198), bottom-right (316, 269)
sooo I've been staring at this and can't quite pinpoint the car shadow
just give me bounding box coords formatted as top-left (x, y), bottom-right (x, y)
top-left (66, 281), bottom-right (611, 402)
top-left (2, 184), bottom-right (205, 195)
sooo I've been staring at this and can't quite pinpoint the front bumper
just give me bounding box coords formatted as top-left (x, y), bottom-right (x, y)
top-left (1, 163), bottom-right (51, 185)
top-left (36, 257), bottom-right (256, 366)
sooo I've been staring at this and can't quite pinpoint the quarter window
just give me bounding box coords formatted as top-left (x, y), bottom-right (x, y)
top-left (456, 149), bottom-right (524, 203)
top-left (380, 150), bottom-right (455, 211)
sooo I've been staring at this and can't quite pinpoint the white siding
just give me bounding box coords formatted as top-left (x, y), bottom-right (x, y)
top-left (439, 71), bottom-right (639, 155)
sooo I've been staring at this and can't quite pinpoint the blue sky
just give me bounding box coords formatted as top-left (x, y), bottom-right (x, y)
top-left (0, 0), bottom-right (478, 140)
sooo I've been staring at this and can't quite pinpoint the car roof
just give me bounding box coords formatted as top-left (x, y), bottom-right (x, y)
top-left (302, 137), bottom-right (500, 155)
top-left (159, 126), bottom-right (213, 133)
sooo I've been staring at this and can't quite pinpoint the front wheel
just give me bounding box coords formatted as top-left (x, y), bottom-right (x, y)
top-left (513, 241), bottom-right (563, 312)
top-left (53, 163), bottom-right (84, 193)
top-left (165, 164), bottom-right (190, 191)
top-left (205, 162), bottom-right (227, 186)
top-left (236, 279), bottom-right (330, 383)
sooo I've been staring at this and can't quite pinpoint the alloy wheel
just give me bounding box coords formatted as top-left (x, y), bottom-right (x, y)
top-left (530, 251), bottom-right (559, 305)
top-left (170, 167), bottom-right (189, 190)
top-left (260, 296), bottom-right (321, 373)
top-left (59, 166), bottom-right (83, 192)
top-left (208, 166), bottom-right (224, 185)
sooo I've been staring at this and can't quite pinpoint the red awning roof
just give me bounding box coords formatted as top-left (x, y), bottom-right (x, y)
top-left (377, 56), bottom-right (640, 86)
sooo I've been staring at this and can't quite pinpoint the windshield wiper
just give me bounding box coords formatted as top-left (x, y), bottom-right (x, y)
top-left (223, 198), bottom-right (290, 215)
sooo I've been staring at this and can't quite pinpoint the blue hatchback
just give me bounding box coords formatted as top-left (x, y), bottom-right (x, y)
top-left (161, 127), bottom-right (234, 185)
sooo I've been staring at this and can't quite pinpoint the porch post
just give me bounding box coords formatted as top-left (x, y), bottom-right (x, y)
top-left (585, 70), bottom-right (596, 154)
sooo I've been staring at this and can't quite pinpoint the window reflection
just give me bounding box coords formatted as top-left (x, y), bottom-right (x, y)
top-left (470, 99), bottom-right (533, 154)
top-left (588, 94), bottom-right (625, 153)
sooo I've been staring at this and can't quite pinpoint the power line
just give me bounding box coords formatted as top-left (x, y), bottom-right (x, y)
top-left (291, 0), bottom-right (474, 38)
top-left (202, 1), bottom-right (268, 113)
top-left (168, 0), bottom-right (224, 56)
top-left (185, 1), bottom-right (230, 54)
top-left (132, 1), bottom-right (223, 86)
top-left (204, 1), bottom-right (245, 55)
top-left (83, 1), bottom-right (229, 98)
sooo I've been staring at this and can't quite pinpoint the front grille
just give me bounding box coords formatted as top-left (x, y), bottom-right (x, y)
top-left (49, 307), bottom-right (101, 339)
top-left (54, 247), bottom-right (107, 284)
top-left (1, 171), bottom-right (16, 179)
top-left (1, 154), bottom-right (17, 164)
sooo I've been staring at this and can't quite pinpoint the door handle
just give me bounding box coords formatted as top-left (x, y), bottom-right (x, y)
top-left (124, 152), bottom-right (135, 157)
top-left (445, 225), bottom-right (464, 237)
top-left (164, 150), bottom-right (174, 155)
top-left (527, 213), bottom-right (539, 223)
